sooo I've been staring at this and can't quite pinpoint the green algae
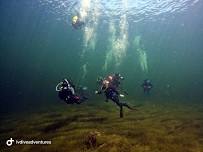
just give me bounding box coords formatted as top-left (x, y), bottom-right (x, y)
top-left (1, 101), bottom-right (203, 152)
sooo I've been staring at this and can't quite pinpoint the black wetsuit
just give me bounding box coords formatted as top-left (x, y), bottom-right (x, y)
top-left (142, 81), bottom-right (153, 94)
top-left (72, 20), bottom-right (84, 29)
top-left (105, 88), bottom-right (133, 109)
top-left (96, 74), bottom-right (134, 117)
top-left (58, 83), bottom-right (87, 104)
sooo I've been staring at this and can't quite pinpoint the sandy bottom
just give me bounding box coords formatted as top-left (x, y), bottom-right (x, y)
top-left (1, 100), bottom-right (203, 152)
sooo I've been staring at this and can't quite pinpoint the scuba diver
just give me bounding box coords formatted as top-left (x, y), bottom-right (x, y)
top-left (96, 73), bottom-right (124, 94)
top-left (56, 78), bottom-right (88, 104)
top-left (95, 73), bottom-right (136, 118)
top-left (72, 15), bottom-right (85, 29)
top-left (141, 79), bottom-right (153, 95)
top-left (77, 85), bottom-right (89, 98)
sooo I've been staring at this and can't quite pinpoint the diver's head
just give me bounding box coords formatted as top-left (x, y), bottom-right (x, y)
top-left (115, 73), bottom-right (124, 80)
top-left (82, 86), bottom-right (88, 90)
top-left (63, 79), bottom-right (70, 86)
top-left (108, 75), bottom-right (113, 81)
top-left (72, 16), bottom-right (78, 24)
top-left (115, 73), bottom-right (120, 77)
top-left (144, 79), bottom-right (150, 83)
top-left (63, 78), bottom-right (68, 83)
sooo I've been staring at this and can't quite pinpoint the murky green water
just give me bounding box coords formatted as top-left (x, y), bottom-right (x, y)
top-left (0, 0), bottom-right (202, 109)
top-left (0, 0), bottom-right (203, 151)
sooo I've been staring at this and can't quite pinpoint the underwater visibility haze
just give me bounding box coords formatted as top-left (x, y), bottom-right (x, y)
top-left (0, 0), bottom-right (203, 151)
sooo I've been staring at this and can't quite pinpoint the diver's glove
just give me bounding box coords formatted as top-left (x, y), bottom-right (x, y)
top-left (119, 94), bottom-right (125, 97)
top-left (95, 90), bottom-right (102, 94)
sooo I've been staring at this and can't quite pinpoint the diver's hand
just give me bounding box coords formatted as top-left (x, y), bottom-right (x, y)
top-left (119, 94), bottom-right (125, 97)
top-left (95, 90), bottom-right (98, 94)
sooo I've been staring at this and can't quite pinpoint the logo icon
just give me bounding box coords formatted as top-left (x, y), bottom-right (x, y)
top-left (6, 138), bottom-right (14, 146)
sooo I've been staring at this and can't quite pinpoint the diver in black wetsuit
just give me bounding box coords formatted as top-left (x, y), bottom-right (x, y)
top-left (104, 87), bottom-right (133, 109)
top-left (141, 79), bottom-right (153, 95)
top-left (72, 15), bottom-right (85, 30)
top-left (95, 73), bottom-right (135, 117)
top-left (56, 79), bottom-right (87, 104)
top-left (95, 73), bottom-right (124, 95)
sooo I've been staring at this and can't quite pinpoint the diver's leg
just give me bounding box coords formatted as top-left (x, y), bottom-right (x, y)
top-left (120, 102), bottom-right (134, 110)
top-left (120, 105), bottom-right (123, 118)
top-left (112, 97), bottom-right (121, 107)
top-left (111, 96), bottom-right (124, 118)
top-left (75, 100), bottom-right (82, 104)
top-left (105, 96), bottom-right (109, 102)
top-left (147, 89), bottom-right (150, 95)
top-left (144, 88), bottom-right (146, 94)
top-left (77, 95), bottom-right (88, 104)
top-left (111, 95), bottom-right (134, 110)
top-left (80, 96), bottom-right (88, 103)
top-left (71, 95), bottom-right (82, 104)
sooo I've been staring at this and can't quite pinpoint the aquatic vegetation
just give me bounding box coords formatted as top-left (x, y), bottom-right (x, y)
top-left (1, 102), bottom-right (203, 152)
top-left (1, 0), bottom-right (202, 151)
top-left (41, 116), bottom-right (78, 133)
top-left (84, 131), bottom-right (101, 149)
